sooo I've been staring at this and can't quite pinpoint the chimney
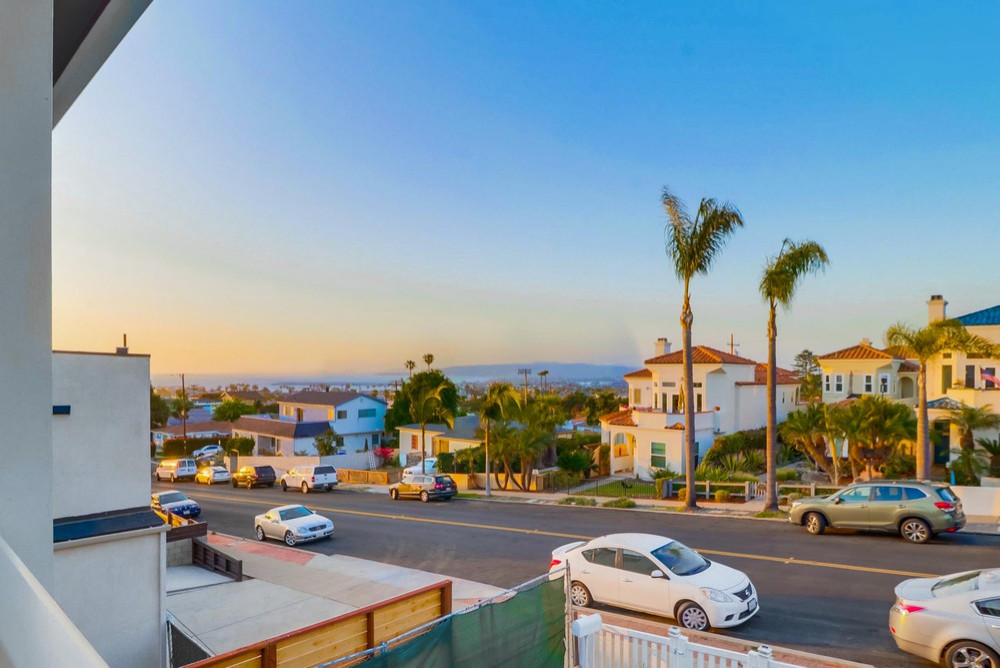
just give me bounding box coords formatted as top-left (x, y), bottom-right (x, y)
top-left (115, 333), bottom-right (129, 355)
top-left (860, 338), bottom-right (872, 347)
top-left (927, 295), bottom-right (948, 323)
top-left (655, 338), bottom-right (672, 356)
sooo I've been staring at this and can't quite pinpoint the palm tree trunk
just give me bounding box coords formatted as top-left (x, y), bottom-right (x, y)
top-left (681, 288), bottom-right (698, 510)
top-left (484, 420), bottom-right (492, 497)
top-left (916, 363), bottom-right (929, 479)
top-left (763, 305), bottom-right (779, 512)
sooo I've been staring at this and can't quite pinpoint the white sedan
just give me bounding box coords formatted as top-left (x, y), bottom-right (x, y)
top-left (254, 504), bottom-right (334, 546)
top-left (403, 457), bottom-right (438, 476)
top-left (549, 533), bottom-right (758, 631)
top-left (195, 466), bottom-right (230, 485)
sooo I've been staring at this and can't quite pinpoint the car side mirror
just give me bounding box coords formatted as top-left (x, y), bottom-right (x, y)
top-left (834, 498), bottom-right (843, 504)
top-left (651, 570), bottom-right (665, 579)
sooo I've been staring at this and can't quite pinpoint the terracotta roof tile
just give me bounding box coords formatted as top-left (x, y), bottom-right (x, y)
top-left (600, 409), bottom-right (636, 427)
top-left (624, 368), bottom-right (652, 379)
top-left (644, 345), bottom-right (757, 366)
top-left (897, 360), bottom-right (919, 373)
top-left (817, 343), bottom-right (894, 361)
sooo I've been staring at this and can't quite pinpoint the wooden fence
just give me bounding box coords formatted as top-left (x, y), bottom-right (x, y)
top-left (192, 539), bottom-right (243, 582)
top-left (154, 509), bottom-right (208, 542)
top-left (185, 580), bottom-right (452, 668)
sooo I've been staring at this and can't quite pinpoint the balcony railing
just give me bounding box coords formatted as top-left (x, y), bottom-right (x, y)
top-left (0, 533), bottom-right (107, 667)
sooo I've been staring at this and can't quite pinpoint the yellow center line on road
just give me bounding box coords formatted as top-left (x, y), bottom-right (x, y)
top-left (191, 489), bottom-right (939, 579)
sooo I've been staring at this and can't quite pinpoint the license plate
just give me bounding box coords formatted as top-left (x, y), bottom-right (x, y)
top-left (747, 597), bottom-right (757, 611)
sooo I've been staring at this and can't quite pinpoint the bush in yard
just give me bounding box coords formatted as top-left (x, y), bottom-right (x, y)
top-left (436, 451), bottom-right (455, 473)
top-left (373, 447), bottom-right (395, 467)
top-left (776, 467), bottom-right (800, 482)
top-left (553, 469), bottom-right (582, 492)
top-left (676, 486), bottom-right (688, 502)
top-left (785, 493), bottom-right (803, 505)
top-left (714, 489), bottom-right (732, 503)
top-left (602, 498), bottom-right (636, 509)
top-left (163, 437), bottom-right (222, 458)
top-left (558, 496), bottom-right (597, 506)
top-left (225, 436), bottom-right (255, 456)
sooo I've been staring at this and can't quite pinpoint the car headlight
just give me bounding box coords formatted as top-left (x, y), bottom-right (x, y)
top-left (699, 587), bottom-right (734, 603)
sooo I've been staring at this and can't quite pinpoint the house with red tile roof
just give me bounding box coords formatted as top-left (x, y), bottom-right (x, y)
top-left (816, 339), bottom-right (919, 405)
top-left (600, 338), bottom-right (800, 480)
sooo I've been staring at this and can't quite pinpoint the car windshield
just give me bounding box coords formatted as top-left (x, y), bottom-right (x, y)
top-left (650, 541), bottom-right (710, 576)
top-left (257, 467), bottom-right (275, 474)
top-left (212, 467), bottom-right (226, 473)
top-left (279, 507), bottom-right (312, 521)
top-left (435, 476), bottom-right (454, 484)
top-left (932, 571), bottom-right (981, 597)
top-left (315, 466), bottom-right (335, 474)
top-left (936, 487), bottom-right (959, 503)
top-left (157, 493), bottom-right (187, 504)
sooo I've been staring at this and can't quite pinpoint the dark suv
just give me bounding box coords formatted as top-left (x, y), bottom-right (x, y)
top-left (232, 465), bottom-right (276, 489)
top-left (788, 480), bottom-right (966, 543)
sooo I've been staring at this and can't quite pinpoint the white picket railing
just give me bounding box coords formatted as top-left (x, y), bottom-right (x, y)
top-left (573, 615), bottom-right (799, 668)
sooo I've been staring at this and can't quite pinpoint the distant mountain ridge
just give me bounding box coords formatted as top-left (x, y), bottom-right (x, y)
top-left (439, 362), bottom-right (632, 382)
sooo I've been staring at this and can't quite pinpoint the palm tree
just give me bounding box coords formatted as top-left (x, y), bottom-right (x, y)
top-left (885, 319), bottom-right (997, 479)
top-left (779, 404), bottom-right (836, 483)
top-left (408, 380), bottom-right (455, 474)
top-left (477, 382), bottom-right (522, 497)
top-left (950, 447), bottom-right (989, 485)
top-left (976, 437), bottom-right (1000, 476)
top-left (405, 360), bottom-right (416, 378)
top-left (663, 187), bottom-right (745, 509)
top-left (538, 370), bottom-right (549, 392)
top-left (948, 404), bottom-right (1000, 452)
top-left (759, 239), bottom-right (829, 511)
top-left (423, 353), bottom-right (434, 370)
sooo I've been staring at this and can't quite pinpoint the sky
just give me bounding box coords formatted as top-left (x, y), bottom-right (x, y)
top-left (52, 2), bottom-right (1000, 378)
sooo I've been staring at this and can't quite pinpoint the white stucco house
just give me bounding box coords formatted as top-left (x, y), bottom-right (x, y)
top-left (397, 415), bottom-right (485, 463)
top-left (816, 339), bottom-right (919, 405)
top-left (278, 390), bottom-right (387, 452)
top-left (233, 415), bottom-right (333, 456)
top-left (600, 339), bottom-right (800, 480)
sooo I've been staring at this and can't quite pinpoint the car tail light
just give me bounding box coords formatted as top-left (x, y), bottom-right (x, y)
top-left (934, 501), bottom-right (955, 511)
top-left (897, 603), bottom-right (925, 615)
top-left (550, 558), bottom-right (562, 569)
top-left (434, 483), bottom-right (444, 490)
top-left (311, 476), bottom-right (316, 482)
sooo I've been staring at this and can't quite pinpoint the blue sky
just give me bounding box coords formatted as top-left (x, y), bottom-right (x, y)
top-left (52, 2), bottom-right (1000, 376)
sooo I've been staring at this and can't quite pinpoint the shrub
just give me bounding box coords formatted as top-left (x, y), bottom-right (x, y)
top-left (225, 436), bottom-right (255, 456)
top-left (314, 429), bottom-right (344, 457)
top-left (882, 452), bottom-right (916, 479)
top-left (650, 467), bottom-right (681, 479)
top-left (714, 489), bottom-right (731, 503)
top-left (436, 452), bottom-right (455, 473)
top-left (373, 447), bottom-right (395, 467)
top-left (676, 487), bottom-right (688, 502)
top-left (602, 498), bottom-right (636, 509)
top-left (776, 468), bottom-right (800, 482)
top-left (553, 470), bottom-right (583, 492)
top-left (786, 493), bottom-right (803, 505)
top-left (558, 496), bottom-right (597, 506)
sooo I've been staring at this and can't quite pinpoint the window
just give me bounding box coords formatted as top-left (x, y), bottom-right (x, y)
top-left (359, 408), bottom-right (376, 418)
top-left (693, 382), bottom-right (702, 388)
top-left (942, 366), bottom-right (953, 393)
top-left (863, 375), bottom-right (873, 393)
top-left (966, 365), bottom-right (976, 389)
top-left (279, 507), bottom-right (312, 521)
top-left (879, 374), bottom-right (890, 394)
top-left (654, 393), bottom-right (659, 409)
top-left (834, 374), bottom-right (844, 393)
top-left (328, 409), bottom-right (335, 420)
top-left (372, 433), bottom-right (381, 445)
top-left (932, 571), bottom-right (980, 597)
top-left (985, 368), bottom-right (997, 389)
top-left (410, 434), bottom-right (418, 450)
top-left (663, 381), bottom-right (676, 388)
top-left (943, 352), bottom-right (952, 359)
top-left (650, 442), bottom-right (667, 468)
top-left (696, 394), bottom-right (703, 412)
top-left (650, 541), bottom-right (709, 576)
top-left (836, 487), bottom-right (870, 504)
top-left (976, 598), bottom-right (1000, 617)
top-left (671, 395), bottom-right (680, 413)
top-left (582, 548), bottom-right (617, 568)
top-left (871, 486), bottom-right (903, 502)
top-left (824, 375), bottom-right (831, 392)
top-left (295, 408), bottom-right (304, 421)
top-left (633, 388), bottom-right (641, 405)
top-left (903, 487), bottom-right (927, 500)
top-left (620, 549), bottom-right (659, 576)
top-left (337, 410), bottom-right (348, 420)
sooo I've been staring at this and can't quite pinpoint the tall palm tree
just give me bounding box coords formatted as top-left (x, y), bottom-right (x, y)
top-left (885, 319), bottom-right (997, 479)
top-left (538, 370), bottom-right (549, 392)
top-left (663, 187), bottom-right (745, 509)
top-left (976, 437), bottom-right (1000, 476)
top-left (477, 382), bottom-right (522, 497)
top-left (405, 360), bottom-right (416, 378)
top-left (779, 404), bottom-right (836, 483)
top-left (408, 380), bottom-right (455, 474)
top-left (759, 239), bottom-right (829, 511)
top-left (948, 404), bottom-right (1000, 452)
top-left (423, 353), bottom-right (434, 370)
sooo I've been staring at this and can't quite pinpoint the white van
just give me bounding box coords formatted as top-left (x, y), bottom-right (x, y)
top-left (280, 465), bottom-right (339, 493)
top-left (155, 459), bottom-right (198, 482)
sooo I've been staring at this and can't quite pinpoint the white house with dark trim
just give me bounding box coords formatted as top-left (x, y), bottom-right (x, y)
top-left (233, 415), bottom-right (332, 456)
top-left (278, 390), bottom-right (386, 452)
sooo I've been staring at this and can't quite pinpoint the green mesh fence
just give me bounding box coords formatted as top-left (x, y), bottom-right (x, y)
top-left (360, 578), bottom-right (565, 668)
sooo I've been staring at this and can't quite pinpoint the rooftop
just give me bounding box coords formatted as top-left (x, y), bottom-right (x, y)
top-left (234, 416), bottom-right (331, 439)
top-left (281, 390), bottom-right (385, 408)
top-left (644, 345), bottom-right (756, 366)
top-left (956, 304), bottom-right (1000, 327)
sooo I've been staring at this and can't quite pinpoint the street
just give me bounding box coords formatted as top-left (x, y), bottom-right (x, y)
top-left (156, 481), bottom-right (1000, 667)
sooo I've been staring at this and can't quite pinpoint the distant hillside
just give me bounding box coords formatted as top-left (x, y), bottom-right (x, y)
top-left (440, 362), bottom-right (632, 383)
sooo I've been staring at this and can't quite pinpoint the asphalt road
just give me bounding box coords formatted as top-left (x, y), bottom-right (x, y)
top-left (156, 481), bottom-right (1000, 667)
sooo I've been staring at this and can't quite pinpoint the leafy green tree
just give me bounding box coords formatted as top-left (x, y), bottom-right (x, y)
top-left (383, 370), bottom-right (460, 434)
top-left (213, 399), bottom-right (257, 422)
top-left (759, 239), bottom-right (829, 511)
top-left (793, 349), bottom-right (822, 402)
top-left (477, 382), bottom-right (522, 496)
top-left (663, 187), bottom-right (745, 509)
top-left (169, 392), bottom-right (194, 420)
top-left (780, 404), bottom-right (837, 483)
top-left (409, 378), bottom-right (455, 473)
top-left (585, 390), bottom-right (622, 426)
top-left (314, 429), bottom-right (344, 456)
top-left (225, 436), bottom-right (256, 456)
top-left (150, 386), bottom-right (170, 429)
top-left (561, 390), bottom-right (590, 419)
top-left (948, 404), bottom-right (1000, 452)
top-left (885, 319), bottom-right (998, 478)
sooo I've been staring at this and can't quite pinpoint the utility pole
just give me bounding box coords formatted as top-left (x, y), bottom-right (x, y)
top-left (517, 368), bottom-right (532, 403)
top-left (727, 333), bottom-right (741, 356)
top-left (180, 373), bottom-right (188, 440)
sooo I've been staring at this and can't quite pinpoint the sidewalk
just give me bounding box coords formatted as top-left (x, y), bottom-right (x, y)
top-left (165, 533), bottom-right (504, 655)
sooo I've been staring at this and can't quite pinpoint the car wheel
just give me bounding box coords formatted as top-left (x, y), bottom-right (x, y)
top-left (420, 491), bottom-right (429, 503)
top-left (944, 640), bottom-right (1000, 668)
top-left (677, 602), bottom-right (711, 631)
top-left (281, 481), bottom-right (287, 492)
top-left (245, 479), bottom-right (253, 490)
top-left (900, 518), bottom-right (931, 544)
top-left (805, 512), bottom-right (826, 535)
top-left (255, 526), bottom-right (266, 541)
top-left (232, 480), bottom-right (238, 488)
top-left (390, 489), bottom-right (399, 500)
top-left (569, 581), bottom-right (592, 607)
top-left (302, 483), bottom-right (309, 494)
top-left (284, 531), bottom-right (296, 547)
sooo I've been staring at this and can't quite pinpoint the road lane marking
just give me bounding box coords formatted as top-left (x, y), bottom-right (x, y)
top-left (188, 489), bottom-right (940, 579)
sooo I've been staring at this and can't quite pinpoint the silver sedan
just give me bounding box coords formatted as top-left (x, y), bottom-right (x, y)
top-left (254, 504), bottom-right (334, 546)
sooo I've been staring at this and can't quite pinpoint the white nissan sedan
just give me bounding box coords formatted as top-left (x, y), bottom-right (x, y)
top-left (254, 505), bottom-right (334, 546)
top-left (549, 533), bottom-right (758, 631)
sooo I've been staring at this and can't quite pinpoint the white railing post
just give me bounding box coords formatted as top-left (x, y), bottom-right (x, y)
top-left (572, 613), bottom-right (603, 668)
top-left (666, 627), bottom-right (692, 668)
top-left (747, 644), bottom-right (773, 668)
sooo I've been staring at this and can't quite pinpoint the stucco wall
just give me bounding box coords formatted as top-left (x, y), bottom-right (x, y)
top-left (53, 352), bottom-right (151, 518)
top-left (53, 532), bottom-right (165, 668)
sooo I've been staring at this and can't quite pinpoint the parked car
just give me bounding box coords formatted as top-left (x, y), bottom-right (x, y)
top-left (549, 533), bottom-right (758, 631)
top-left (151, 490), bottom-right (201, 519)
top-left (195, 465), bottom-right (231, 485)
top-left (389, 474), bottom-right (457, 502)
top-left (403, 457), bottom-right (438, 476)
top-left (192, 444), bottom-right (224, 460)
top-left (890, 569), bottom-right (1000, 667)
top-left (788, 480), bottom-right (966, 544)
top-left (280, 465), bottom-right (338, 493)
top-left (254, 504), bottom-right (334, 546)
top-left (231, 465), bottom-right (276, 489)
top-left (155, 459), bottom-right (197, 482)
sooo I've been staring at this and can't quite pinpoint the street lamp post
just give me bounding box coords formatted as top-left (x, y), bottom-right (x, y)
top-left (517, 368), bottom-right (531, 404)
